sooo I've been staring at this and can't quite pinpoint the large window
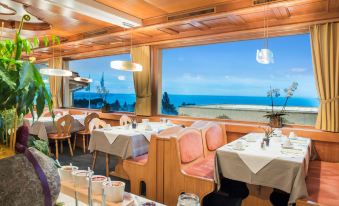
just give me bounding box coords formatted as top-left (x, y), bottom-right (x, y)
top-left (35, 63), bottom-right (51, 95)
top-left (161, 34), bottom-right (319, 125)
top-left (70, 54), bottom-right (135, 112)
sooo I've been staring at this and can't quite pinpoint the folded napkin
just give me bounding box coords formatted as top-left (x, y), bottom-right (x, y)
top-left (236, 144), bottom-right (280, 174)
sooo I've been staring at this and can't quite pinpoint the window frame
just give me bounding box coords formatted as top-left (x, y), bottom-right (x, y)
top-left (154, 32), bottom-right (318, 126)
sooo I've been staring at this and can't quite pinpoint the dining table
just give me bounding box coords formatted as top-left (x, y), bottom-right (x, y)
top-left (214, 132), bottom-right (312, 204)
top-left (88, 122), bottom-right (177, 159)
top-left (23, 114), bottom-right (86, 140)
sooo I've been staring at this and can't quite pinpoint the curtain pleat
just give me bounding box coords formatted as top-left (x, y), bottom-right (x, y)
top-left (48, 57), bottom-right (63, 108)
top-left (310, 23), bottom-right (339, 132)
top-left (132, 46), bottom-right (152, 116)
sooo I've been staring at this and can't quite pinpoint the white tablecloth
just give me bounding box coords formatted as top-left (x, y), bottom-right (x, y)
top-left (88, 122), bottom-right (177, 159)
top-left (24, 115), bottom-right (86, 140)
top-left (215, 133), bottom-right (312, 204)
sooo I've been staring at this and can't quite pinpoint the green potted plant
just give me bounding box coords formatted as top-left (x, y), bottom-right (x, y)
top-left (265, 82), bottom-right (298, 128)
top-left (0, 14), bottom-right (53, 148)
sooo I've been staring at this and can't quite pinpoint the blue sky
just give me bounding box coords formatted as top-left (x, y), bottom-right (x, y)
top-left (70, 54), bottom-right (135, 94)
top-left (70, 33), bottom-right (317, 98)
top-left (162, 34), bottom-right (317, 98)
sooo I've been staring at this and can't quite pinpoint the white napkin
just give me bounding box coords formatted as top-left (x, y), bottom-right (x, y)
top-left (100, 128), bottom-right (138, 144)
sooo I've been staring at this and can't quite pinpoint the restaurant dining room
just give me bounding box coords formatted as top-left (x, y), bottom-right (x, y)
top-left (0, 0), bottom-right (339, 205)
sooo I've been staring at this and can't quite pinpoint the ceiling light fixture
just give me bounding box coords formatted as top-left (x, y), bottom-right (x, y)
top-left (110, 23), bottom-right (143, 72)
top-left (40, 68), bottom-right (72, 77)
top-left (74, 77), bottom-right (93, 83)
top-left (40, 39), bottom-right (72, 77)
top-left (256, 1), bottom-right (274, 64)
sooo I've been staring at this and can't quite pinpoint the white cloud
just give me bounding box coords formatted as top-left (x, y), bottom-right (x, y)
top-left (290, 68), bottom-right (307, 73)
top-left (117, 75), bottom-right (126, 81)
top-left (182, 73), bottom-right (202, 81)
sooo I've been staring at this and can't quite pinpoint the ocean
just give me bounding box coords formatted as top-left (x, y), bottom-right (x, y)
top-left (73, 92), bottom-right (319, 109)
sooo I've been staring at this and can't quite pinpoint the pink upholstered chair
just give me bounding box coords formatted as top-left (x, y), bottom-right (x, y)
top-left (190, 120), bottom-right (211, 130)
top-left (165, 128), bottom-right (215, 206)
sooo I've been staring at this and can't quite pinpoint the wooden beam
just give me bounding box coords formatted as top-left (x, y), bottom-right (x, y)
top-left (157, 28), bottom-right (180, 35)
top-left (189, 21), bottom-right (210, 30)
top-left (227, 14), bottom-right (246, 25)
top-left (328, 0), bottom-right (339, 11)
top-left (272, 7), bottom-right (291, 19)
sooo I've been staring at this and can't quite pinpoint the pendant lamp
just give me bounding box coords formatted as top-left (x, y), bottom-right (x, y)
top-left (40, 40), bottom-right (72, 77)
top-left (110, 23), bottom-right (143, 72)
top-left (256, 1), bottom-right (274, 64)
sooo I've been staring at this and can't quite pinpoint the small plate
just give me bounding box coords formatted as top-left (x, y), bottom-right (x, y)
top-left (282, 144), bottom-right (294, 149)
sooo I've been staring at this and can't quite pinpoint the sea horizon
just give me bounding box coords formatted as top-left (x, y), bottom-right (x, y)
top-left (73, 91), bottom-right (319, 108)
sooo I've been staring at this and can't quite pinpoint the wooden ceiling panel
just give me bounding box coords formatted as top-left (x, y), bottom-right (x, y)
top-left (94, 0), bottom-right (166, 19)
top-left (201, 17), bottom-right (231, 28)
top-left (288, 1), bottom-right (328, 15)
top-left (143, 0), bottom-right (229, 13)
top-left (7, 0), bottom-right (337, 61)
top-left (271, 7), bottom-right (291, 19)
top-left (169, 23), bottom-right (200, 32)
top-left (241, 11), bottom-right (276, 23)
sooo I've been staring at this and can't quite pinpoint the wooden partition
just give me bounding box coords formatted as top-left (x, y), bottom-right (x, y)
top-left (68, 108), bottom-right (339, 163)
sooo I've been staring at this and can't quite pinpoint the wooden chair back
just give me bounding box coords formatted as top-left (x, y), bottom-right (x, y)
top-left (120, 114), bottom-right (131, 126)
top-left (83, 113), bottom-right (99, 132)
top-left (69, 110), bottom-right (84, 115)
top-left (89, 118), bottom-right (107, 131)
top-left (56, 114), bottom-right (74, 137)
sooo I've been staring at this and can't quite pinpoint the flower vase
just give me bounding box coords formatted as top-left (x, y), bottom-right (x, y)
top-left (264, 137), bottom-right (270, 146)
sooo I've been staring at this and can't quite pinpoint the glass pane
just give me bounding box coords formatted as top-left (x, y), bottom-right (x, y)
top-left (35, 63), bottom-right (51, 95)
top-left (161, 34), bottom-right (318, 125)
top-left (70, 54), bottom-right (135, 112)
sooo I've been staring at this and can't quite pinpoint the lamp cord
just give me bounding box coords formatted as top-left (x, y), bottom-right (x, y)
top-left (264, 0), bottom-right (269, 49)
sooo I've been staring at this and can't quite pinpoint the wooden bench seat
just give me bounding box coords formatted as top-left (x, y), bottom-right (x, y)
top-left (297, 161), bottom-right (339, 206)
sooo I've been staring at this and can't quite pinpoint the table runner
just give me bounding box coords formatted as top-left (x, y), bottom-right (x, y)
top-left (215, 133), bottom-right (312, 204)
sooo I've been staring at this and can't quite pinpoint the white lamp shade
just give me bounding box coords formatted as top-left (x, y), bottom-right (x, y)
top-left (74, 77), bottom-right (93, 83)
top-left (40, 68), bottom-right (73, 77)
top-left (256, 49), bottom-right (274, 64)
top-left (110, 60), bottom-right (142, 72)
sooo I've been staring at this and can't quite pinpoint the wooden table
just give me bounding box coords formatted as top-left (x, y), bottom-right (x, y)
top-left (59, 180), bottom-right (164, 206)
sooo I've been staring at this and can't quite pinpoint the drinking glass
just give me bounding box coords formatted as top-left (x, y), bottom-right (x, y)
top-left (177, 193), bottom-right (200, 206)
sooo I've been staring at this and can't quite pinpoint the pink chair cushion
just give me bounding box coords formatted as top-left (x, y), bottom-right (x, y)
top-left (306, 161), bottom-right (339, 206)
top-left (183, 155), bottom-right (214, 179)
top-left (131, 154), bottom-right (148, 164)
top-left (179, 131), bottom-right (203, 163)
top-left (205, 125), bottom-right (224, 151)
